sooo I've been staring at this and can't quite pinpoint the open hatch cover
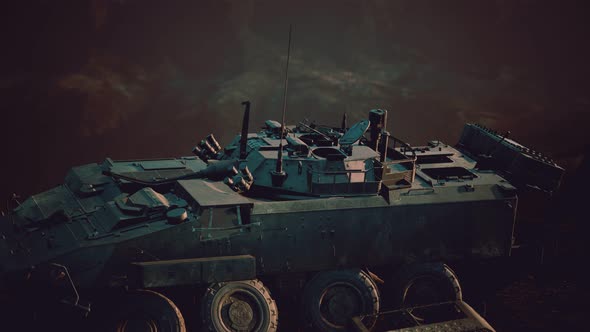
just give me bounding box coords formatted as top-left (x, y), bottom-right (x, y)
top-left (340, 119), bottom-right (370, 146)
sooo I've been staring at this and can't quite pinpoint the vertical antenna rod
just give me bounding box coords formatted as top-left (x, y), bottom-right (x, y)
top-left (239, 101), bottom-right (251, 160)
top-left (275, 24), bottom-right (293, 175)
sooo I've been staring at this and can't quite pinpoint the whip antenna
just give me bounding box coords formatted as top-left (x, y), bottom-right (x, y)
top-left (271, 24), bottom-right (293, 186)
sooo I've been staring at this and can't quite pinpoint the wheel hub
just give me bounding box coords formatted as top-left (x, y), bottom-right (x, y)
top-left (228, 300), bottom-right (254, 329)
top-left (404, 276), bottom-right (447, 306)
top-left (321, 285), bottom-right (361, 327)
top-left (328, 291), bottom-right (355, 319)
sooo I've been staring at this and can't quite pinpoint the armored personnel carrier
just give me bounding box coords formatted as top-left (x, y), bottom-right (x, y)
top-left (0, 103), bottom-right (563, 332)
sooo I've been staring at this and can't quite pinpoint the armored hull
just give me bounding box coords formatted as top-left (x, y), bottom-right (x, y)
top-left (0, 106), bottom-right (563, 331)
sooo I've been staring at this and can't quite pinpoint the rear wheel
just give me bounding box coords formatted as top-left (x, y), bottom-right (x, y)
top-left (303, 269), bottom-right (380, 331)
top-left (392, 262), bottom-right (462, 308)
top-left (202, 279), bottom-right (278, 332)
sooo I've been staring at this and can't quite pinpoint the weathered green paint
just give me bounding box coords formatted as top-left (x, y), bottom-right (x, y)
top-left (0, 108), bottom-right (562, 298)
top-left (129, 255), bottom-right (256, 288)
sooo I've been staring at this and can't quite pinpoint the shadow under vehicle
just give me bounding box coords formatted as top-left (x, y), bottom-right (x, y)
top-left (0, 103), bottom-right (563, 331)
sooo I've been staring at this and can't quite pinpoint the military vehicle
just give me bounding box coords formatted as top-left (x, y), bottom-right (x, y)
top-left (0, 99), bottom-right (563, 331)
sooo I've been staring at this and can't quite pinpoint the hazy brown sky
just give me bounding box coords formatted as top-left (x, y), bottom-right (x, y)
top-left (1, 0), bottom-right (589, 200)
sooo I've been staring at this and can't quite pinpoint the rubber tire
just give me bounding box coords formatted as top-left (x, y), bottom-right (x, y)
top-left (392, 262), bottom-right (462, 308)
top-left (202, 279), bottom-right (278, 332)
top-left (303, 269), bottom-right (380, 332)
top-left (109, 289), bottom-right (186, 332)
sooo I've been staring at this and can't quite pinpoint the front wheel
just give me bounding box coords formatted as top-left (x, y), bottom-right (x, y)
top-left (201, 279), bottom-right (278, 332)
top-left (109, 289), bottom-right (186, 332)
